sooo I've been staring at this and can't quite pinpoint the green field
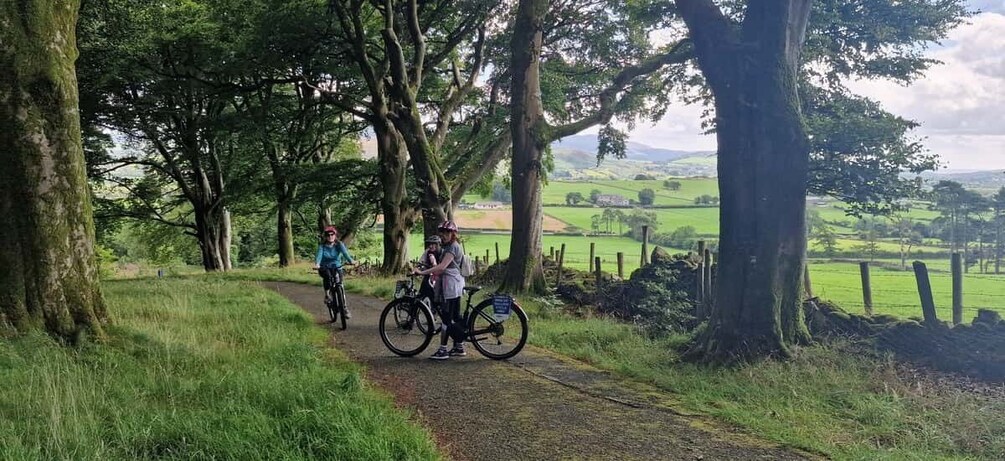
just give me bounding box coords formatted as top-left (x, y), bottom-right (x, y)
top-left (541, 179), bottom-right (720, 206)
top-left (393, 231), bottom-right (1005, 321)
top-left (811, 203), bottom-right (941, 226)
top-left (543, 206), bottom-right (721, 235)
top-left (809, 261), bottom-right (1005, 320)
top-left (407, 233), bottom-right (657, 274)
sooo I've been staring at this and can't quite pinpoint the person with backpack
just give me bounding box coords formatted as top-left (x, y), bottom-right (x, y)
top-left (412, 220), bottom-right (468, 360)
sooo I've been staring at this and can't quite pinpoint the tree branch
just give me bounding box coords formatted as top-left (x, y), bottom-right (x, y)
top-left (549, 39), bottom-right (694, 141)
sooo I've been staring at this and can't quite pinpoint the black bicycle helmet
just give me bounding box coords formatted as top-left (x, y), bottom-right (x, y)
top-left (424, 235), bottom-right (442, 244)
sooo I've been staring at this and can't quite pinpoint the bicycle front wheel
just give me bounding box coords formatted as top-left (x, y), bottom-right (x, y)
top-left (379, 298), bottom-right (435, 357)
top-left (326, 292), bottom-right (338, 323)
top-left (468, 298), bottom-right (528, 360)
top-left (336, 285), bottom-right (348, 330)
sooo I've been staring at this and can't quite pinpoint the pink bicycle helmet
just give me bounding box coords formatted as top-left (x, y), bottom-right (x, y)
top-left (437, 220), bottom-right (458, 233)
top-left (322, 226), bottom-right (337, 236)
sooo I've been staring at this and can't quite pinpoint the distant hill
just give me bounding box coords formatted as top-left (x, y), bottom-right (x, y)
top-left (551, 134), bottom-right (709, 163)
top-left (914, 170), bottom-right (1005, 194)
top-left (550, 134), bottom-right (715, 179)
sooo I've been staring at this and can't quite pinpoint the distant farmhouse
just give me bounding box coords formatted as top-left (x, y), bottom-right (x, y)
top-left (595, 194), bottom-right (629, 207)
top-left (473, 201), bottom-right (505, 210)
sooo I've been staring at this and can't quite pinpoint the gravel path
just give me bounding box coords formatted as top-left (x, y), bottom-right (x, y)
top-left (267, 282), bottom-right (815, 461)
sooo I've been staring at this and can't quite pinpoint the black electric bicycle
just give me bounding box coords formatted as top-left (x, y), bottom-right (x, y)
top-left (320, 267), bottom-right (348, 330)
top-left (379, 280), bottom-right (529, 360)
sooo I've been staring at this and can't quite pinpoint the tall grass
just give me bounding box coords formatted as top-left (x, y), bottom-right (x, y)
top-left (0, 278), bottom-right (440, 460)
top-left (523, 298), bottom-right (1005, 460)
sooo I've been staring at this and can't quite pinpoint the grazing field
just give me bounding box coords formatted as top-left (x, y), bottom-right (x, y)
top-left (809, 261), bottom-right (1005, 320)
top-left (541, 179), bottom-right (720, 206)
top-left (406, 233), bottom-right (661, 274)
top-left (394, 231), bottom-right (1005, 322)
top-left (811, 203), bottom-right (941, 225)
top-left (452, 209), bottom-right (568, 232)
top-left (543, 206), bottom-right (721, 235)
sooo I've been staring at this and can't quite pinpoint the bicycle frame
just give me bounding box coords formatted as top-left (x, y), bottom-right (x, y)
top-left (319, 267), bottom-right (344, 297)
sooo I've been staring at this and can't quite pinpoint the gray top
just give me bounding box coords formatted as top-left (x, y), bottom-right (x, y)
top-left (437, 241), bottom-right (465, 300)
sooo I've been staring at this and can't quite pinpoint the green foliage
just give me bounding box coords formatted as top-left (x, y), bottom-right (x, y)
top-left (565, 191), bottom-right (585, 205)
top-left (0, 278), bottom-right (439, 460)
top-left (637, 188), bottom-right (655, 206)
top-left (597, 254), bottom-right (698, 336)
top-left (804, 87), bottom-right (936, 215)
top-left (651, 226), bottom-right (699, 250)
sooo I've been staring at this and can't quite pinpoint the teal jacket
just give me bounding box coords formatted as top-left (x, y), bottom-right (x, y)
top-left (316, 242), bottom-right (353, 269)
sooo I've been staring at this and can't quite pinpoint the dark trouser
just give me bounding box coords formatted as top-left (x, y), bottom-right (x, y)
top-left (440, 297), bottom-right (463, 347)
top-left (318, 267), bottom-right (342, 294)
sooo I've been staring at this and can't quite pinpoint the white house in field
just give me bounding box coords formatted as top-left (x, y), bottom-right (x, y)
top-left (595, 194), bottom-right (629, 207)
top-left (473, 201), bottom-right (505, 210)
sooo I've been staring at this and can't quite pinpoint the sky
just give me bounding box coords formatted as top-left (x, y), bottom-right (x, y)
top-left (615, 0), bottom-right (1005, 171)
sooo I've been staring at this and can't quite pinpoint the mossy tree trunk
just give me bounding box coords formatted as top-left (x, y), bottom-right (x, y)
top-left (0, 0), bottom-right (108, 341)
top-left (374, 120), bottom-right (414, 274)
top-left (679, 0), bottom-right (813, 361)
top-left (501, 0), bottom-right (549, 294)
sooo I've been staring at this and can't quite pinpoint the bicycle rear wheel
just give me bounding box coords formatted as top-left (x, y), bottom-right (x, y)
top-left (379, 298), bottom-right (435, 356)
top-left (336, 285), bottom-right (348, 330)
top-left (468, 298), bottom-right (528, 360)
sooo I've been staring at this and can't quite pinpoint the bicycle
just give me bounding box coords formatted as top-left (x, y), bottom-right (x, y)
top-left (379, 280), bottom-right (529, 360)
top-left (318, 266), bottom-right (349, 330)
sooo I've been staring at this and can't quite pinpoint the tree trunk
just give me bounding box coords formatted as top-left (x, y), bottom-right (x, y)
top-left (194, 204), bottom-right (227, 271)
top-left (0, 0), bottom-right (107, 341)
top-left (996, 213), bottom-right (1001, 274)
top-left (392, 110), bottom-right (451, 237)
top-left (501, 0), bottom-right (548, 294)
top-left (277, 197), bottom-right (295, 267)
top-left (681, 0), bottom-right (813, 362)
top-left (374, 122), bottom-right (412, 274)
top-left (268, 142), bottom-right (296, 267)
top-left (221, 207), bottom-right (232, 270)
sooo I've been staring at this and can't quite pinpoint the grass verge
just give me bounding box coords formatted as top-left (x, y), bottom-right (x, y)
top-left (523, 298), bottom-right (1005, 461)
top-left (0, 278), bottom-right (440, 460)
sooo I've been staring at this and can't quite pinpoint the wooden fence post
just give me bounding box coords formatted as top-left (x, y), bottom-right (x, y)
top-left (595, 257), bottom-right (603, 290)
top-left (703, 248), bottom-right (713, 306)
top-left (952, 252), bottom-right (963, 325)
top-left (913, 261), bottom-right (938, 324)
top-left (495, 242), bottom-right (500, 263)
top-left (696, 240), bottom-right (707, 303)
top-left (803, 264), bottom-right (814, 299)
top-left (640, 225), bottom-right (649, 267)
top-left (589, 242), bottom-right (596, 272)
top-left (556, 244), bottom-right (566, 288)
top-left (860, 262), bottom-right (873, 316)
top-left (550, 246), bottom-right (555, 260)
top-left (617, 252), bottom-right (624, 279)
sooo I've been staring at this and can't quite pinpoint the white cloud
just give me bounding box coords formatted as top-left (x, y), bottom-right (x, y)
top-left (850, 11), bottom-right (1005, 168)
top-left (627, 5), bottom-right (1005, 170)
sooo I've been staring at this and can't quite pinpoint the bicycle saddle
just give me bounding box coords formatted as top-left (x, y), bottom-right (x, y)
top-left (463, 286), bottom-right (482, 294)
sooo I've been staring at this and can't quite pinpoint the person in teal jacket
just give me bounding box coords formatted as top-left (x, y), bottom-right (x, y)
top-left (313, 226), bottom-right (354, 318)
